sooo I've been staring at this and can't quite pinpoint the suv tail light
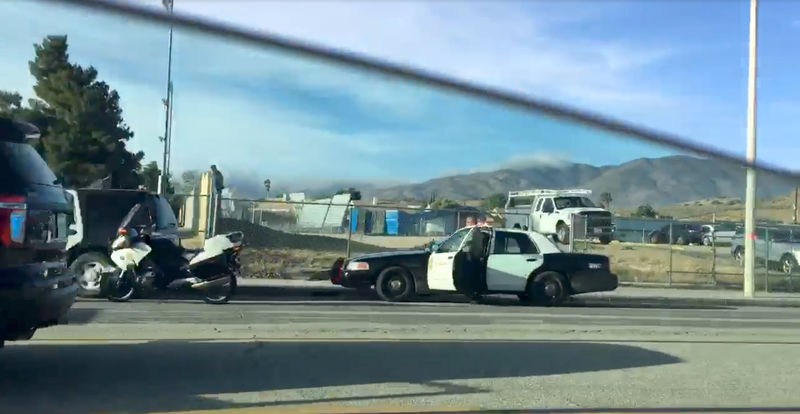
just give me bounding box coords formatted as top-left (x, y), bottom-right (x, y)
top-left (0, 195), bottom-right (26, 247)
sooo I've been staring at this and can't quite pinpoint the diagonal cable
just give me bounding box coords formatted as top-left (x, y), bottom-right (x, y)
top-left (44, 0), bottom-right (800, 180)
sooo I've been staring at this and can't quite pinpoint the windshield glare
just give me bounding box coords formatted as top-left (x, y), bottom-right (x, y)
top-left (554, 197), bottom-right (596, 209)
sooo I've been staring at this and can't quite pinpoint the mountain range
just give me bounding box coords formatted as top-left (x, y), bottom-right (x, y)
top-left (369, 155), bottom-right (799, 207)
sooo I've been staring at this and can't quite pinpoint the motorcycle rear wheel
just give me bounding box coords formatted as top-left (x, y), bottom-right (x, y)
top-left (203, 273), bottom-right (237, 305)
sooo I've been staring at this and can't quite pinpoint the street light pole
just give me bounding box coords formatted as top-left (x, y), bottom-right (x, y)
top-left (159, 0), bottom-right (175, 195)
top-left (743, 0), bottom-right (759, 298)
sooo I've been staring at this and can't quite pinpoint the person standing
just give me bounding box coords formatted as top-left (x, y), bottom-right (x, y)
top-left (454, 216), bottom-right (486, 302)
top-left (464, 226), bottom-right (488, 302)
top-left (209, 165), bottom-right (224, 236)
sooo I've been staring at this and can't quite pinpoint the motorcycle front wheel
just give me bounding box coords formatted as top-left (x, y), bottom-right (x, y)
top-left (203, 273), bottom-right (237, 305)
top-left (106, 269), bottom-right (136, 302)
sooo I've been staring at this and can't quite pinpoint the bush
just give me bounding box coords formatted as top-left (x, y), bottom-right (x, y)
top-left (633, 204), bottom-right (658, 218)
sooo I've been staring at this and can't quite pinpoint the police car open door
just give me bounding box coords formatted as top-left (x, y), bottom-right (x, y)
top-left (426, 227), bottom-right (476, 291)
top-left (485, 230), bottom-right (544, 292)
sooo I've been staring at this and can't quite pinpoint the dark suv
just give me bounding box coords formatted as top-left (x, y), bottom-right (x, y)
top-left (648, 222), bottom-right (704, 245)
top-left (0, 118), bottom-right (77, 346)
top-left (67, 188), bottom-right (179, 297)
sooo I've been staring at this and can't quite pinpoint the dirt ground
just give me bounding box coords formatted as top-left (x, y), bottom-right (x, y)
top-left (239, 248), bottom-right (343, 280)
top-left (581, 241), bottom-right (799, 291)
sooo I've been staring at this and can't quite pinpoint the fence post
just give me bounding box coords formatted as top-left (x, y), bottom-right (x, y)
top-left (711, 230), bottom-right (717, 286)
top-left (568, 214), bottom-right (575, 253)
top-left (584, 214), bottom-right (589, 252)
top-left (668, 221), bottom-right (673, 286)
top-left (346, 206), bottom-right (353, 259)
top-left (765, 228), bottom-right (770, 293)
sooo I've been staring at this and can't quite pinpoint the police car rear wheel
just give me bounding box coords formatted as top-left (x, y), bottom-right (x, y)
top-left (529, 271), bottom-right (567, 306)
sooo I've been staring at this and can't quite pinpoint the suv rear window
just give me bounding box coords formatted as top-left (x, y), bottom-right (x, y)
top-left (152, 196), bottom-right (178, 230)
top-left (0, 141), bottom-right (57, 190)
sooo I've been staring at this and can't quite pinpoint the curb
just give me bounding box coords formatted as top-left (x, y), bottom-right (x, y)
top-left (576, 295), bottom-right (800, 308)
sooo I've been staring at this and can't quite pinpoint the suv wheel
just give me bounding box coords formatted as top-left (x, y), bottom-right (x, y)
top-left (71, 252), bottom-right (113, 297)
top-left (781, 254), bottom-right (798, 276)
top-left (734, 247), bottom-right (744, 267)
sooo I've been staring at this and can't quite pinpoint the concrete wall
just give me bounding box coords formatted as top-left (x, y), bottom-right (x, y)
top-left (179, 171), bottom-right (213, 238)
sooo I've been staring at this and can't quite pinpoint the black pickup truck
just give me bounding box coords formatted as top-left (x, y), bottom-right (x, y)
top-left (0, 118), bottom-right (77, 346)
top-left (331, 226), bottom-right (617, 305)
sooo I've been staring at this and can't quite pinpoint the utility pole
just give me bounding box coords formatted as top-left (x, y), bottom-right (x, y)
top-left (159, 0), bottom-right (175, 195)
top-left (743, 0), bottom-right (759, 298)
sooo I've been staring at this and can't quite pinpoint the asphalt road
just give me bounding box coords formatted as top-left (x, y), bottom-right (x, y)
top-left (4, 294), bottom-right (800, 413)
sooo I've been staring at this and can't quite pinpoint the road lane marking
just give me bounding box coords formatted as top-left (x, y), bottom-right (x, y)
top-left (72, 307), bottom-right (800, 325)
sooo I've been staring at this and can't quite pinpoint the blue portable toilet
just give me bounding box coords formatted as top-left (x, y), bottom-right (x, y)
top-left (386, 210), bottom-right (399, 235)
top-left (350, 207), bottom-right (359, 233)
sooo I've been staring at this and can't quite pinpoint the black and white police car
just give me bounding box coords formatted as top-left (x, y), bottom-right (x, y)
top-left (331, 226), bottom-right (618, 305)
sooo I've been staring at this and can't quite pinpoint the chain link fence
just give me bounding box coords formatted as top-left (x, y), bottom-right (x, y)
top-left (570, 214), bottom-right (800, 292)
top-left (175, 193), bottom-right (800, 291)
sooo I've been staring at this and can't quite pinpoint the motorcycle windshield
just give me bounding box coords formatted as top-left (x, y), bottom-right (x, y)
top-left (117, 203), bottom-right (142, 233)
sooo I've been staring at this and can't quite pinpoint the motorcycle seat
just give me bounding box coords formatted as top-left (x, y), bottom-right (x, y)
top-left (181, 248), bottom-right (203, 262)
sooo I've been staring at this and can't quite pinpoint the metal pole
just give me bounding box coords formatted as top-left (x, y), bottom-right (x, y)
top-left (743, 0), bottom-right (759, 298)
top-left (204, 193), bottom-right (213, 239)
top-left (764, 228), bottom-right (770, 292)
top-left (668, 221), bottom-right (673, 286)
top-left (568, 214), bottom-right (574, 253)
top-left (584, 215), bottom-right (589, 252)
top-left (711, 230), bottom-right (717, 285)
top-left (346, 207), bottom-right (353, 258)
top-left (211, 192), bottom-right (219, 237)
top-left (166, 84), bottom-right (174, 176)
top-left (160, 0), bottom-right (174, 195)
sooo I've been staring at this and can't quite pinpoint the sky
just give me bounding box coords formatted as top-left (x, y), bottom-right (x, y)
top-left (0, 0), bottom-right (799, 194)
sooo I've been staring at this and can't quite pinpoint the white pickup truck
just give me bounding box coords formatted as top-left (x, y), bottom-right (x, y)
top-left (503, 189), bottom-right (614, 245)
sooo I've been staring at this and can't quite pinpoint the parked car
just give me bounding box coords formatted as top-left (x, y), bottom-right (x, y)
top-left (67, 188), bottom-right (180, 297)
top-left (331, 226), bottom-right (617, 305)
top-left (0, 118), bottom-right (77, 346)
top-left (731, 226), bottom-right (800, 275)
top-left (701, 223), bottom-right (740, 246)
top-left (647, 223), bottom-right (704, 245)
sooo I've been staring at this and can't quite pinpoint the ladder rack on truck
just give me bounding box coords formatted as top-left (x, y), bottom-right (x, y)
top-left (507, 189), bottom-right (592, 198)
top-left (505, 189), bottom-right (592, 208)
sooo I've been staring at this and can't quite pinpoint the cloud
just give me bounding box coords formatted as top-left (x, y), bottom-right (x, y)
top-left (17, 1), bottom-right (682, 115)
top-left (439, 151), bottom-right (573, 177)
top-left (495, 152), bottom-right (574, 170)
